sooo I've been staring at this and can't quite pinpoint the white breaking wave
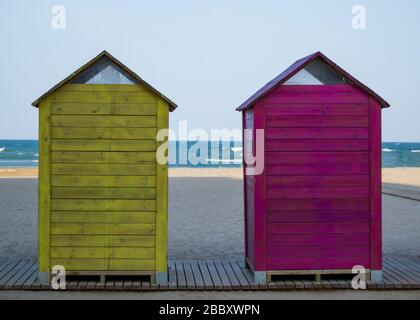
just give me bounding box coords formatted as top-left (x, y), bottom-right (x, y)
top-left (411, 150), bottom-right (420, 153)
top-left (231, 147), bottom-right (243, 152)
top-left (382, 148), bottom-right (395, 152)
top-left (32, 160), bottom-right (39, 163)
top-left (0, 147), bottom-right (5, 152)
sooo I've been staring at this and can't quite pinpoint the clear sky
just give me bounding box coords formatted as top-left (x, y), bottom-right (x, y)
top-left (0, 0), bottom-right (419, 141)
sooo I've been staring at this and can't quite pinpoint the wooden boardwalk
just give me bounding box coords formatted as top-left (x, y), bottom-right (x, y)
top-left (0, 255), bottom-right (419, 291)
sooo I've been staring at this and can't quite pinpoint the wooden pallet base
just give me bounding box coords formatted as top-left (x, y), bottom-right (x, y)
top-left (267, 269), bottom-right (371, 283)
top-left (59, 271), bottom-right (156, 285)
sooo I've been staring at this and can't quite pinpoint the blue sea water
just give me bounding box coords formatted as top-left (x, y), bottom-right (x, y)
top-left (381, 142), bottom-right (420, 167)
top-left (0, 140), bottom-right (39, 167)
top-left (0, 140), bottom-right (420, 168)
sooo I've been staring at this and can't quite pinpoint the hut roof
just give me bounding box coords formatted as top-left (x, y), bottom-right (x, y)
top-left (236, 51), bottom-right (390, 111)
top-left (32, 50), bottom-right (177, 111)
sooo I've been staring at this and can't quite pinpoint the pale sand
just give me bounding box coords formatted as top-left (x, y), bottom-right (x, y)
top-left (382, 168), bottom-right (420, 188)
top-left (3, 167), bottom-right (420, 185)
top-left (0, 167), bottom-right (243, 179)
top-left (0, 168), bottom-right (38, 178)
top-left (0, 168), bottom-right (419, 261)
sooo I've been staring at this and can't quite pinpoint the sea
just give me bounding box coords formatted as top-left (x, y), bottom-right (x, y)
top-left (0, 140), bottom-right (419, 168)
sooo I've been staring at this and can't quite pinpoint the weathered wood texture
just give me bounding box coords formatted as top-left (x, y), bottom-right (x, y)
top-left (38, 97), bottom-right (51, 274)
top-left (243, 109), bottom-right (254, 268)
top-left (253, 101), bottom-right (267, 271)
top-left (264, 85), bottom-right (372, 270)
top-left (244, 84), bottom-right (383, 272)
top-left (0, 256), bottom-right (418, 290)
top-left (38, 83), bottom-right (169, 274)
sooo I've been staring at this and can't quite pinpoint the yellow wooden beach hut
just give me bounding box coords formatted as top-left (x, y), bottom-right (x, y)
top-left (32, 50), bottom-right (177, 284)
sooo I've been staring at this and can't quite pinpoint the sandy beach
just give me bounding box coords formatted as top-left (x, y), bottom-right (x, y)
top-left (0, 168), bottom-right (38, 178)
top-left (0, 167), bottom-right (419, 261)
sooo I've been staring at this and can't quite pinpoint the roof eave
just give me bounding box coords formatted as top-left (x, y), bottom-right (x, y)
top-left (31, 50), bottom-right (178, 111)
top-left (236, 51), bottom-right (390, 111)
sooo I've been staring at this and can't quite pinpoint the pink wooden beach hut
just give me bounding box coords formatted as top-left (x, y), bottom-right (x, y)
top-left (237, 52), bottom-right (390, 283)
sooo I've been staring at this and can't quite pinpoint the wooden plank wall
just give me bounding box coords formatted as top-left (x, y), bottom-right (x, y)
top-left (38, 97), bottom-right (51, 274)
top-left (253, 101), bottom-right (267, 271)
top-left (40, 83), bottom-right (168, 272)
top-left (369, 97), bottom-right (382, 271)
top-left (243, 109), bottom-right (254, 267)
top-left (263, 84), bottom-right (371, 270)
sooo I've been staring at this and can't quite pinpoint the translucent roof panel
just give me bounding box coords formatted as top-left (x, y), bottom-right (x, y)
top-left (70, 56), bottom-right (139, 84)
top-left (284, 58), bottom-right (348, 85)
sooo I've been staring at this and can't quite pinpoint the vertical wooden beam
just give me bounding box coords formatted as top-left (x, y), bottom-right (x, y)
top-left (242, 111), bottom-right (248, 268)
top-left (253, 101), bottom-right (267, 273)
top-left (38, 97), bottom-right (51, 281)
top-left (155, 98), bottom-right (168, 284)
top-left (369, 97), bottom-right (382, 274)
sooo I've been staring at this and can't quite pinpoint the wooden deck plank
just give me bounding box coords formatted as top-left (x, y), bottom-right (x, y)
top-left (168, 260), bottom-right (177, 290)
top-left (384, 258), bottom-right (414, 289)
top-left (183, 260), bottom-right (196, 289)
top-left (22, 264), bottom-right (39, 290)
top-left (95, 280), bottom-right (105, 290)
top-left (151, 281), bottom-right (159, 291)
top-left (229, 261), bottom-right (250, 289)
top-left (123, 280), bottom-right (133, 290)
top-left (272, 280), bottom-right (286, 289)
top-left (283, 280), bottom-right (295, 290)
top-left (114, 280), bottom-right (124, 290)
top-left (394, 256), bottom-right (420, 275)
top-left (175, 260), bottom-right (187, 289)
top-left (0, 260), bottom-right (29, 288)
top-left (0, 256), bottom-right (419, 291)
top-left (77, 281), bottom-right (88, 290)
top-left (0, 259), bottom-right (19, 278)
top-left (86, 281), bottom-right (97, 290)
top-left (321, 280), bottom-right (334, 289)
top-left (337, 279), bottom-right (351, 289)
top-left (132, 280), bottom-right (142, 290)
top-left (382, 271), bottom-right (401, 289)
top-left (292, 280), bottom-right (306, 289)
top-left (221, 261), bottom-right (241, 289)
top-left (267, 279), bottom-right (277, 289)
top-left (240, 267), bottom-right (259, 290)
top-left (385, 258), bottom-right (420, 288)
top-left (67, 281), bottom-right (79, 290)
top-left (189, 261), bottom-right (205, 290)
top-left (14, 262), bottom-right (37, 289)
top-left (214, 260), bottom-right (232, 290)
top-left (0, 258), bottom-right (10, 269)
top-left (5, 260), bottom-right (36, 289)
top-left (206, 260), bottom-right (223, 290)
top-left (198, 260), bottom-right (214, 290)
top-left (302, 280), bottom-right (315, 289)
top-left (384, 261), bottom-right (413, 288)
top-left (326, 279), bottom-right (341, 289)
top-left (105, 280), bottom-right (115, 290)
top-left (141, 279), bottom-right (151, 290)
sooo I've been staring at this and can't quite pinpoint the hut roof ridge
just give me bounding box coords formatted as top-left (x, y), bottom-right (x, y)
top-left (32, 50), bottom-right (177, 111)
top-left (236, 51), bottom-right (390, 111)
